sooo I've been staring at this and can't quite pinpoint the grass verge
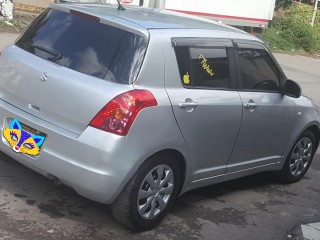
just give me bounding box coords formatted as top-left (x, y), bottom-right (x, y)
top-left (0, 13), bottom-right (36, 33)
top-left (263, 2), bottom-right (320, 55)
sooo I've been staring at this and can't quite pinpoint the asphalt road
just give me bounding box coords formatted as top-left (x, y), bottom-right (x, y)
top-left (274, 53), bottom-right (320, 107)
top-left (0, 33), bottom-right (320, 240)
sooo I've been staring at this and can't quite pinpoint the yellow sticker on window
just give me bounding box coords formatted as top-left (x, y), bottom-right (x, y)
top-left (183, 72), bottom-right (190, 84)
top-left (199, 54), bottom-right (215, 77)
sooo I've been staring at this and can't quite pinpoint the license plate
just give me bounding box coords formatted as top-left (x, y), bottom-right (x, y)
top-left (2, 118), bottom-right (46, 156)
top-left (20, 122), bottom-right (43, 137)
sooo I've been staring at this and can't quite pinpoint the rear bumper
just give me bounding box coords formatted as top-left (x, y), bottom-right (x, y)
top-left (0, 99), bottom-right (136, 204)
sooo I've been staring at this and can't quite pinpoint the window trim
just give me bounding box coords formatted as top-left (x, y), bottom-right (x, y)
top-left (172, 38), bottom-right (233, 48)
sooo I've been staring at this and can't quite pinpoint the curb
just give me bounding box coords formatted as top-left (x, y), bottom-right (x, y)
top-left (288, 223), bottom-right (320, 240)
top-left (14, 3), bottom-right (46, 14)
top-left (301, 223), bottom-right (320, 240)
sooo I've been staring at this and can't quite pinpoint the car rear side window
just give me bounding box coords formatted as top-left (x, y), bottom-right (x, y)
top-left (15, 9), bottom-right (148, 84)
top-left (190, 48), bottom-right (230, 89)
top-left (237, 49), bottom-right (280, 91)
top-left (175, 47), bottom-right (230, 89)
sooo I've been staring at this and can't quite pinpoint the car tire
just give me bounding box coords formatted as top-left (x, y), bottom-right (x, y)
top-left (278, 130), bottom-right (316, 184)
top-left (110, 153), bottom-right (181, 231)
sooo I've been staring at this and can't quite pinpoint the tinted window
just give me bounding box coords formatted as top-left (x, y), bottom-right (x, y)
top-left (174, 46), bottom-right (191, 86)
top-left (190, 48), bottom-right (229, 88)
top-left (237, 49), bottom-right (280, 91)
top-left (175, 47), bottom-right (230, 89)
top-left (15, 9), bottom-right (148, 84)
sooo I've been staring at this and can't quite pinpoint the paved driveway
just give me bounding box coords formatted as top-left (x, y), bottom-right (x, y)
top-left (0, 33), bottom-right (18, 49)
top-left (0, 152), bottom-right (319, 240)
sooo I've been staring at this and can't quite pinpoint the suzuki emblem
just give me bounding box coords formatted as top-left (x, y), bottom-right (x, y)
top-left (40, 72), bottom-right (49, 82)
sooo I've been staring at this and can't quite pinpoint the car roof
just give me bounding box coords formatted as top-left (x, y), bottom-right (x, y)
top-left (51, 3), bottom-right (251, 36)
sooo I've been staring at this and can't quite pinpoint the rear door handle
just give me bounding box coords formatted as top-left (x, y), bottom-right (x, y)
top-left (179, 98), bottom-right (198, 112)
top-left (179, 102), bottom-right (199, 108)
top-left (244, 100), bottom-right (258, 112)
top-left (244, 103), bottom-right (258, 109)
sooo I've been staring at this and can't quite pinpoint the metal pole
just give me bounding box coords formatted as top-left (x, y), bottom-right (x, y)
top-left (311, 0), bottom-right (319, 27)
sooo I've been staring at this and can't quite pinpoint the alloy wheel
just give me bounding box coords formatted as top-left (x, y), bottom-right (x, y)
top-left (137, 165), bottom-right (174, 220)
top-left (289, 137), bottom-right (313, 177)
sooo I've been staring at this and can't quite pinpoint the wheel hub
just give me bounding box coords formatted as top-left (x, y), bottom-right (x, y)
top-left (153, 189), bottom-right (160, 197)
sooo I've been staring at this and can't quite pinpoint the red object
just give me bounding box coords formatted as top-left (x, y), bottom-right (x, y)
top-left (70, 10), bottom-right (100, 22)
top-left (89, 90), bottom-right (158, 136)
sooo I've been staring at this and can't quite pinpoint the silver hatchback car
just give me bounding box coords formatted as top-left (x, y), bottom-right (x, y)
top-left (0, 2), bottom-right (319, 231)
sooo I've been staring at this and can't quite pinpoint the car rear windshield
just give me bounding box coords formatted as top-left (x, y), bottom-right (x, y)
top-left (15, 8), bottom-right (148, 84)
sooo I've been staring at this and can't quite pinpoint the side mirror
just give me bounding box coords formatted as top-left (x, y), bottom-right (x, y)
top-left (283, 80), bottom-right (301, 98)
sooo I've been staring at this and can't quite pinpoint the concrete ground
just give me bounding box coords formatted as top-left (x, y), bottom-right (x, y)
top-left (1, 153), bottom-right (320, 240)
top-left (0, 33), bottom-right (18, 48)
top-left (301, 222), bottom-right (320, 240)
top-left (0, 33), bottom-right (320, 240)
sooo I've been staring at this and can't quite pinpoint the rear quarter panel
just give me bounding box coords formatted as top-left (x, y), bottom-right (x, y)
top-left (127, 29), bottom-right (190, 194)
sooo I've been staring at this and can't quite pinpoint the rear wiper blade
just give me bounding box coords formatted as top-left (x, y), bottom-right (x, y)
top-left (30, 43), bottom-right (62, 61)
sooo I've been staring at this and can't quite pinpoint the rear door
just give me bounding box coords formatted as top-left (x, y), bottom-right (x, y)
top-left (165, 37), bottom-right (242, 181)
top-left (226, 40), bottom-right (296, 173)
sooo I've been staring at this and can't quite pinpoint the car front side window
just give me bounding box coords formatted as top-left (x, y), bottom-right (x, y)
top-left (237, 48), bottom-right (281, 92)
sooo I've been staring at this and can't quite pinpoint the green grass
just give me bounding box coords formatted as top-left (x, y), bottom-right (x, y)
top-left (263, 3), bottom-right (320, 54)
top-left (0, 13), bottom-right (36, 32)
top-left (263, 27), bottom-right (297, 52)
top-left (0, 19), bottom-right (7, 27)
top-left (0, 18), bottom-right (22, 31)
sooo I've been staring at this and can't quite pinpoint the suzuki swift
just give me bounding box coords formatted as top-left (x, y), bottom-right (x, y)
top-left (0, 2), bottom-right (319, 230)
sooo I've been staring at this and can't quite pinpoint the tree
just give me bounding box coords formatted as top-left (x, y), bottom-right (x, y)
top-left (276, 0), bottom-right (293, 9)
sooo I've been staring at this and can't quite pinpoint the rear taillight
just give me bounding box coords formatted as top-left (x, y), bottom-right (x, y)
top-left (89, 90), bottom-right (158, 136)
